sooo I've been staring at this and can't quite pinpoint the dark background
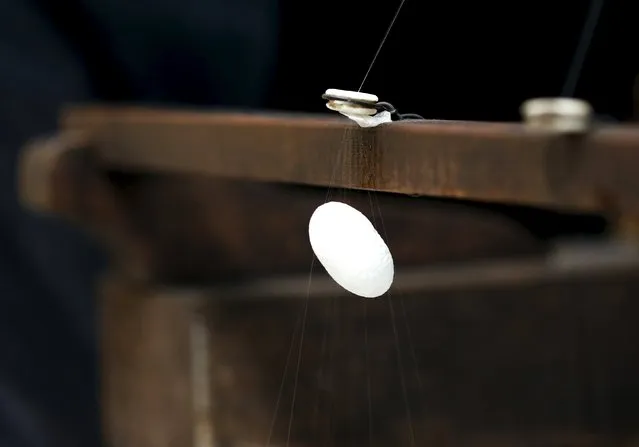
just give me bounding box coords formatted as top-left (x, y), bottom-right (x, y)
top-left (268, 0), bottom-right (636, 121)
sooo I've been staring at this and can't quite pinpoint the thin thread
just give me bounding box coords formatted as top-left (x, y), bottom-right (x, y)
top-left (358, 0), bottom-right (408, 92)
top-left (389, 294), bottom-right (416, 446)
top-left (265, 313), bottom-right (303, 447)
top-left (371, 193), bottom-right (418, 443)
top-left (324, 297), bottom-right (340, 447)
top-left (285, 259), bottom-right (313, 447)
top-left (364, 301), bottom-right (373, 447)
top-left (399, 297), bottom-right (423, 391)
top-left (561, 0), bottom-right (605, 97)
top-left (311, 296), bottom-right (332, 430)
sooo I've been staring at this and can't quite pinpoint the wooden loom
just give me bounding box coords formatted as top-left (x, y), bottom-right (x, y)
top-left (18, 104), bottom-right (639, 447)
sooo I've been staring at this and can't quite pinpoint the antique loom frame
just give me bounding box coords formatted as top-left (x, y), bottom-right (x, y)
top-left (17, 106), bottom-right (639, 447)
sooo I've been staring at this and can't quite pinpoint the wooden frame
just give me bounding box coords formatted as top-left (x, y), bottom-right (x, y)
top-left (53, 106), bottom-right (639, 216)
top-left (17, 107), bottom-right (639, 447)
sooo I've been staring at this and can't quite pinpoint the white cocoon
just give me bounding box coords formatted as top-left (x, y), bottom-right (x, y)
top-left (308, 201), bottom-right (394, 298)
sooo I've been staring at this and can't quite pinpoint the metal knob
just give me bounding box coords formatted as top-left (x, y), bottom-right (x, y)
top-left (520, 97), bottom-right (593, 133)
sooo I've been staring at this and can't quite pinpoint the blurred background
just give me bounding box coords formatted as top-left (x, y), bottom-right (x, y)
top-left (0, 0), bottom-right (636, 446)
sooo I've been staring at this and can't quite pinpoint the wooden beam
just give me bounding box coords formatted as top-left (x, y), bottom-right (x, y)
top-left (62, 105), bottom-right (639, 215)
